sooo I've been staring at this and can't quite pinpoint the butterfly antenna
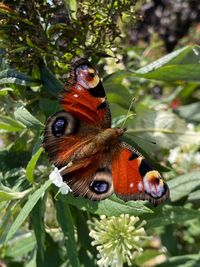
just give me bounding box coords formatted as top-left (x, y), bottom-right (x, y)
top-left (121, 97), bottom-right (135, 128)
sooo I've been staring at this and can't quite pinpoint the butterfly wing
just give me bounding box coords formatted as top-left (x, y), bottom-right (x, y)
top-left (42, 110), bottom-right (94, 167)
top-left (111, 142), bottom-right (169, 205)
top-left (43, 58), bottom-right (169, 205)
top-left (60, 152), bottom-right (114, 200)
top-left (43, 59), bottom-right (110, 168)
top-left (59, 58), bottom-right (111, 129)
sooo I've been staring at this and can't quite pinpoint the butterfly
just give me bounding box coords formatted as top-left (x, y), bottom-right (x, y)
top-left (42, 59), bottom-right (169, 205)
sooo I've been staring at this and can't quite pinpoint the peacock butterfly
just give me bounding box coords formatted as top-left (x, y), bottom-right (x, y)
top-left (42, 59), bottom-right (169, 205)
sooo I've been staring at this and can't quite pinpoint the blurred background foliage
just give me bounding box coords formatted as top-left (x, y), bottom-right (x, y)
top-left (0, 0), bottom-right (200, 266)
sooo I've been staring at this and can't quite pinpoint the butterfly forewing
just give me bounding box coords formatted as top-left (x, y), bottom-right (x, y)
top-left (58, 59), bottom-right (111, 129)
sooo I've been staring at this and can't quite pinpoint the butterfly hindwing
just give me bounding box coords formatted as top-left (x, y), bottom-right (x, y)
top-left (111, 142), bottom-right (169, 205)
top-left (60, 152), bottom-right (114, 201)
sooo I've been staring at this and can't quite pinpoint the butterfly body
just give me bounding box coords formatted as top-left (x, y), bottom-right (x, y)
top-left (43, 59), bottom-right (169, 205)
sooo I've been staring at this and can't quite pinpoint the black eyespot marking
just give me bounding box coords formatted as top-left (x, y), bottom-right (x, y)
top-left (97, 102), bottom-right (106, 110)
top-left (88, 82), bottom-right (106, 97)
top-left (52, 117), bottom-right (67, 137)
top-left (129, 152), bottom-right (139, 161)
top-left (89, 72), bottom-right (95, 78)
top-left (89, 181), bottom-right (109, 194)
top-left (139, 159), bottom-right (155, 177)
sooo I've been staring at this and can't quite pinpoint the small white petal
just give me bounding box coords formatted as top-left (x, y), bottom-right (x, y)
top-left (49, 166), bottom-right (68, 188)
top-left (168, 147), bottom-right (180, 164)
top-left (60, 183), bottom-right (72, 194)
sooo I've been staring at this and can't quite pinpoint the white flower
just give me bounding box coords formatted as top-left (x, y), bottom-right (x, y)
top-left (168, 147), bottom-right (180, 164)
top-left (88, 214), bottom-right (149, 267)
top-left (194, 152), bottom-right (200, 165)
top-left (187, 123), bottom-right (195, 130)
top-left (49, 166), bottom-right (72, 195)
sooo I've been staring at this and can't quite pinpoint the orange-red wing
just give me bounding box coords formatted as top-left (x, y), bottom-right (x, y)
top-left (111, 143), bottom-right (169, 205)
top-left (60, 152), bottom-right (114, 201)
top-left (42, 110), bottom-right (97, 168)
top-left (59, 59), bottom-right (111, 129)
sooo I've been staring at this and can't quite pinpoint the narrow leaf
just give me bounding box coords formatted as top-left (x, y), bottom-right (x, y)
top-left (5, 179), bottom-right (52, 244)
top-left (135, 250), bottom-right (163, 266)
top-left (154, 253), bottom-right (200, 267)
top-left (55, 200), bottom-right (80, 267)
top-left (39, 60), bottom-right (63, 97)
top-left (26, 147), bottom-right (44, 183)
top-left (57, 191), bottom-right (152, 216)
top-left (0, 69), bottom-right (39, 85)
top-left (31, 194), bottom-right (47, 265)
top-left (0, 115), bottom-right (25, 132)
top-left (5, 233), bottom-right (36, 258)
top-left (14, 104), bottom-right (44, 131)
top-left (0, 188), bottom-right (30, 202)
top-left (141, 205), bottom-right (200, 229)
top-left (134, 46), bottom-right (200, 82)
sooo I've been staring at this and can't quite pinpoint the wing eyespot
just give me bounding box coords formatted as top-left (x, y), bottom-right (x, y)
top-left (52, 117), bottom-right (67, 137)
top-left (89, 180), bottom-right (109, 194)
top-left (46, 110), bottom-right (79, 138)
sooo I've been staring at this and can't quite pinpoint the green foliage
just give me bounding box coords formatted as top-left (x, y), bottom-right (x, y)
top-left (0, 0), bottom-right (140, 73)
top-left (1, 1), bottom-right (200, 266)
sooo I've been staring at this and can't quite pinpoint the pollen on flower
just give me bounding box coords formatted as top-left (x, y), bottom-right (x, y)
top-left (88, 214), bottom-right (149, 267)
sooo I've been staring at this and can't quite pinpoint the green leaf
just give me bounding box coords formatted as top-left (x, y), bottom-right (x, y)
top-left (103, 70), bottom-right (132, 109)
top-left (178, 83), bottom-right (198, 98)
top-left (135, 250), bottom-right (163, 266)
top-left (26, 249), bottom-right (37, 267)
top-left (0, 115), bottom-right (25, 132)
top-left (0, 201), bottom-right (21, 239)
top-left (14, 104), bottom-right (44, 131)
top-left (141, 205), bottom-right (200, 229)
top-left (135, 46), bottom-right (200, 82)
top-left (168, 172), bottom-right (200, 202)
top-left (0, 69), bottom-right (39, 85)
top-left (39, 233), bottom-right (63, 267)
top-left (64, 0), bottom-right (77, 19)
top-left (0, 183), bottom-right (31, 202)
top-left (188, 190), bottom-right (200, 202)
top-left (126, 104), bottom-right (200, 151)
top-left (39, 98), bottom-right (60, 118)
top-left (55, 200), bottom-right (80, 267)
top-left (175, 102), bottom-right (200, 123)
top-left (57, 192), bottom-right (152, 216)
top-left (5, 232), bottom-right (36, 258)
top-left (0, 150), bottom-right (31, 172)
top-left (26, 147), bottom-right (44, 184)
top-left (74, 210), bottom-right (96, 254)
top-left (112, 114), bottom-right (133, 128)
top-left (39, 60), bottom-right (64, 97)
top-left (31, 193), bottom-right (47, 265)
top-left (161, 225), bottom-right (178, 256)
top-left (154, 253), bottom-right (200, 267)
top-left (5, 179), bottom-right (52, 244)
top-left (107, 93), bottom-right (131, 109)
